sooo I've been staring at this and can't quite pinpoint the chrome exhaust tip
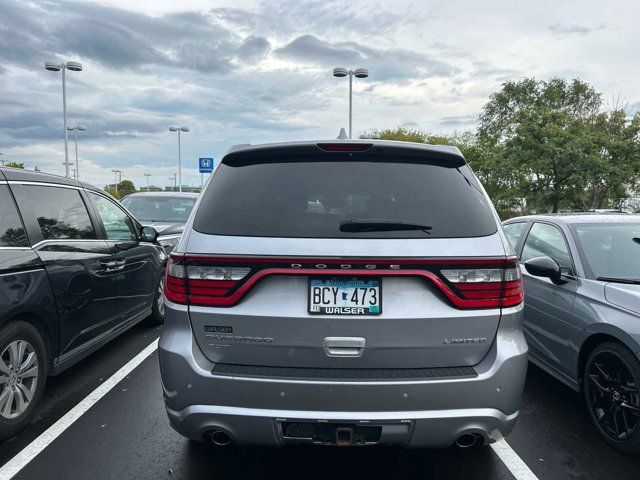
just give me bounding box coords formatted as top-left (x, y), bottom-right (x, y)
top-left (210, 430), bottom-right (232, 446)
top-left (455, 433), bottom-right (480, 448)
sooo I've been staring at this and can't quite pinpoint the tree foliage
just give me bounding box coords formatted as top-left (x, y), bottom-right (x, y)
top-left (368, 78), bottom-right (640, 217)
top-left (104, 180), bottom-right (137, 199)
top-left (4, 161), bottom-right (24, 169)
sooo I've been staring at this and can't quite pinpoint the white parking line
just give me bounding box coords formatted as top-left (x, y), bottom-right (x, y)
top-left (0, 338), bottom-right (159, 480)
top-left (491, 436), bottom-right (540, 480)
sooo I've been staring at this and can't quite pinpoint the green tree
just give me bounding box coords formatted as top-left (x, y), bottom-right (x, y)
top-left (104, 186), bottom-right (120, 199)
top-left (4, 161), bottom-right (24, 169)
top-left (584, 109), bottom-right (640, 209)
top-left (117, 180), bottom-right (136, 197)
top-left (478, 78), bottom-right (604, 213)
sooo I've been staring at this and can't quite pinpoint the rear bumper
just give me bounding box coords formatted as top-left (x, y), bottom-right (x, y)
top-left (165, 404), bottom-right (518, 448)
top-left (159, 302), bottom-right (527, 447)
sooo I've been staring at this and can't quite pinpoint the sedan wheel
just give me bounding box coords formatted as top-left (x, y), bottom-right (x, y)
top-left (585, 342), bottom-right (640, 453)
top-left (0, 340), bottom-right (39, 419)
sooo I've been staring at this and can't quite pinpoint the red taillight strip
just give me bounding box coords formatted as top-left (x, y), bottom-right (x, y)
top-left (180, 268), bottom-right (508, 309)
top-left (165, 255), bottom-right (522, 309)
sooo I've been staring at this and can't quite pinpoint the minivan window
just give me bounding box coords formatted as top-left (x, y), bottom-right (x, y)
top-left (89, 193), bottom-right (138, 241)
top-left (194, 157), bottom-right (498, 239)
top-left (0, 185), bottom-right (28, 247)
top-left (17, 185), bottom-right (96, 240)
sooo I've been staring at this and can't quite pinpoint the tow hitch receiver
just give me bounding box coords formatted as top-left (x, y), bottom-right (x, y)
top-left (336, 427), bottom-right (354, 446)
top-left (281, 422), bottom-right (383, 445)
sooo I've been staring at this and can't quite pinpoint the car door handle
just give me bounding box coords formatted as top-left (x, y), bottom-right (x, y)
top-left (323, 337), bottom-right (366, 357)
top-left (100, 260), bottom-right (126, 271)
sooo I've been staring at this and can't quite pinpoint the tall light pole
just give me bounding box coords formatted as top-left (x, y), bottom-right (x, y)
top-left (45, 61), bottom-right (83, 178)
top-left (0, 152), bottom-right (3, 166)
top-left (169, 174), bottom-right (177, 191)
top-left (144, 173), bottom-right (151, 191)
top-left (111, 169), bottom-right (122, 196)
top-left (332, 67), bottom-right (369, 139)
top-left (169, 126), bottom-right (189, 192)
top-left (67, 125), bottom-right (86, 180)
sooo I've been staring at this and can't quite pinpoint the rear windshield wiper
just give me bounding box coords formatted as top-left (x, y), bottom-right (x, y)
top-left (596, 276), bottom-right (640, 285)
top-left (340, 219), bottom-right (433, 234)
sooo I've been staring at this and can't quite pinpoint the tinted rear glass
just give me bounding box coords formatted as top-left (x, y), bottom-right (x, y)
top-left (194, 155), bottom-right (497, 238)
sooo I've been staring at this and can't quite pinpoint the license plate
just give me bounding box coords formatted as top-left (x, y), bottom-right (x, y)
top-left (308, 278), bottom-right (382, 315)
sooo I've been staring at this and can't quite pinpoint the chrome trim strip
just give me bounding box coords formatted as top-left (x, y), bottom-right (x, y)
top-left (31, 239), bottom-right (106, 249)
top-left (171, 404), bottom-right (517, 423)
top-left (8, 181), bottom-right (81, 190)
top-left (0, 247), bottom-right (32, 250)
top-left (0, 268), bottom-right (45, 277)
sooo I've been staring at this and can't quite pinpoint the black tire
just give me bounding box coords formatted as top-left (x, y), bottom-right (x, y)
top-left (144, 277), bottom-right (165, 326)
top-left (583, 341), bottom-right (640, 455)
top-left (0, 321), bottom-right (48, 441)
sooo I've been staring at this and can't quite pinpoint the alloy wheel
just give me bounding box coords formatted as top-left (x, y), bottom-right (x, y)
top-left (587, 351), bottom-right (640, 442)
top-left (0, 340), bottom-right (39, 419)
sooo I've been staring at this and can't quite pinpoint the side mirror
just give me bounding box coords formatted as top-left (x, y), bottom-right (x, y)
top-left (141, 226), bottom-right (158, 243)
top-left (524, 256), bottom-right (567, 285)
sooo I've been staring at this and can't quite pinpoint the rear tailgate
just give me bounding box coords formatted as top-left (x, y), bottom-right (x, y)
top-left (167, 142), bottom-right (521, 370)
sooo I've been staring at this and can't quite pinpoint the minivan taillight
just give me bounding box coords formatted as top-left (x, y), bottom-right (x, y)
top-left (440, 264), bottom-right (523, 308)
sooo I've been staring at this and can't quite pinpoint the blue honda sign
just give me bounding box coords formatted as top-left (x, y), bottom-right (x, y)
top-left (199, 157), bottom-right (214, 173)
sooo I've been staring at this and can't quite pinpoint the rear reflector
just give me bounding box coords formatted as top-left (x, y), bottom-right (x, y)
top-left (316, 143), bottom-right (372, 152)
top-left (164, 255), bottom-right (524, 309)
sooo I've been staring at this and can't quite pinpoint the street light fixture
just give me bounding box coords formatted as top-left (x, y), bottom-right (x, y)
top-left (111, 169), bottom-right (122, 196)
top-left (332, 67), bottom-right (369, 139)
top-left (144, 173), bottom-right (152, 191)
top-left (169, 126), bottom-right (189, 192)
top-left (67, 125), bottom-right (86, 180)
top-left (45, 60), bottom-right (83, 178)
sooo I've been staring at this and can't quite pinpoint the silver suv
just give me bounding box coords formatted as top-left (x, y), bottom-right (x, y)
top-left (159, 140), bottom-right (527, 448)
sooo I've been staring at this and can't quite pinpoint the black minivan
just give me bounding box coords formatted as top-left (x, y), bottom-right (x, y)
top-left (0, 167), bottom-right (165, 440)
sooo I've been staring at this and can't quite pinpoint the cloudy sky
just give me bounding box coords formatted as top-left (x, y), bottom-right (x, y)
top-left (1, 0), bottom-right (639, 189)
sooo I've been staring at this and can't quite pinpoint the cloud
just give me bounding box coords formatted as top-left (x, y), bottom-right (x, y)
top-left (438, 115), bottom-right (478, 127)
top-left (274, 35), bottom-right (459, 80)
top-left (235, 36), bottom-right (271, 62)
top-left (0, 1), bottom-right (243, 73)
top-left (548, 23), bottom-right (606, 35)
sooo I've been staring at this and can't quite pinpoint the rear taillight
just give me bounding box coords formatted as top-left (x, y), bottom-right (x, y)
top-left (164, 255), bottom-right (523, 309)
top-left (164, 256), bottom-right (251, 306)
top-left (440, 263), bottom-right (523, 308)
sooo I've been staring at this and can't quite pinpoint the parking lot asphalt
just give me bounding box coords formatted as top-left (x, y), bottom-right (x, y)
top-left (1, 324), bottom-right (640, 480)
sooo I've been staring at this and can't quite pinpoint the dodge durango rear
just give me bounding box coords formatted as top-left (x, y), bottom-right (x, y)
top-left (158, 139), bottom-right (528, 449)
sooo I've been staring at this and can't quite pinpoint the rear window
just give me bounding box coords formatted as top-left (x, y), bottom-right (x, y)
top-left (121, 196), bottom-right (196, 223)
top-left (193, 156), bottom-right (498, 239)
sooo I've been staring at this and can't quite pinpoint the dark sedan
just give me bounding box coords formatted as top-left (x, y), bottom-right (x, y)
top-left (503, 213), bottom-right (640, 454)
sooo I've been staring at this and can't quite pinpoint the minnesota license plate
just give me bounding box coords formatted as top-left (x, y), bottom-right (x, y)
top-left (308, 278), bottom-right (382, 315)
